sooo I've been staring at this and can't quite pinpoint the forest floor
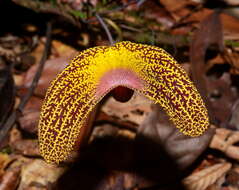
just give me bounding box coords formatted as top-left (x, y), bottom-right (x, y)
top-left (0, 0), bottom-right (239, 190)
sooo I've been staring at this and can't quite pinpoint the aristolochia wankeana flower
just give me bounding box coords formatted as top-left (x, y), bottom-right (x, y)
top-left (38, 41), bottom-right (209, 164)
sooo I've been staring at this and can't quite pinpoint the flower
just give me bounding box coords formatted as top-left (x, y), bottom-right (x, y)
top-left (38, 41), bottom-right (209, 164)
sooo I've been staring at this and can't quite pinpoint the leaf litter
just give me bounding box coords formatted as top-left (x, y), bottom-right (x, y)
top-left (0, 0), bottom-right (239, 189)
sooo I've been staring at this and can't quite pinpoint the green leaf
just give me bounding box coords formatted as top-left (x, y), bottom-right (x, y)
top-left (70, 10), bottom-right (87, 19)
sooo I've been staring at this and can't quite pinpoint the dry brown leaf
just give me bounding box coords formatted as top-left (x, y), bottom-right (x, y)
top-left (185, 8), bottom-right (212, 25)
top-left (101, 93), bottom-right (152, 126)
top-left (0, 155), bottom-right (31, 190)
top-left (30, 39), bottom-right (77, 65)
top-left (206, 54), bottom-right (225, 71)
top-left (90, 124), bottom-right (136, 143)
top-left (13, 139), bottom-right (39, 157)
top-left (137, 106), bottom-right (214, 170)
top-left (183, 162), bottom-right (232, 190)
top-left (190, 10), bottom-right (223, 113)
top-left (205, 174), bottom-right (226, 190)
top-left (160, 0), bottom-right (190, 13)
top-left (0, 167), bottom-right (20, 190)
top-left (9, 127), bottom-right (21, 143)
top-left (23, 56), bottom-right (71, 97)
top-left (23, 40), bottom-right (77, 97)
top-left (190, 11), bottom-right (239, 127)
top-left (226, 167), bottom-right (239, 188)
top-left (18, 159), bottom-right (66, 190)
top-left (19, 96), bottom-right (43, 134)
top-left (9, 128), bottom-right (39, 156)
top-left (50, 40), bottom-right (77, 58)
top-left (223, 48), bottom-right (239, 75)
top-left (210, 128), bottom-right (239, 161)
top-left (19, 111), bottom-right (40, 134)
top-left (221, 13), bottom-right (239, 40)
top-left (143, 0), bottom-right (175, 28)
top-left (0, 153), bottom-right (11, 180)
top-left (13, 74), bottom-right (24, 87)
top-left (160, 0), bottom-right (197, 21)
top-left (173, 9), bottom-right (239, 40)
top-left (0, 154), bottom-right (9, 168)
top-left (226, 187), bottom-right (239, 190)
top-left (205, 184), bottom-right (218, 190)
top-left (224, 0), bottom-right (239, 6)
top-left (96, 111), bottom-right (138, 131)
top-left (226, 146), bottom-right (239, 161)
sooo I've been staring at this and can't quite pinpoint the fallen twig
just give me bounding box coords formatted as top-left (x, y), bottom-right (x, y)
top-left (0, 21), bottom-right (52, 144)
top-left (95, 13), bottom-right (114, 45)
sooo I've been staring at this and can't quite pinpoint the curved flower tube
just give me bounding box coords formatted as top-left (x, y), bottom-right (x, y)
top-left (38, 41), bottom-right (209, 164)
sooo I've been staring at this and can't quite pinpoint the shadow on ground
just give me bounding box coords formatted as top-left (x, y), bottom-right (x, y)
top-left (55, 134), bottom-right (188, 190)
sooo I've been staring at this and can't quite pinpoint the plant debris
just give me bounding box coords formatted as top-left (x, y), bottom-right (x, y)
top-left (0, 0), bottom-right (239, 189)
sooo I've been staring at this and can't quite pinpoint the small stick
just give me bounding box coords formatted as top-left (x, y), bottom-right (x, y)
top-left (18, 22), bottom-right (52, 112)
top-left (96, 13), bottom-right (114, 45)
top-left (0, 21), bottom-right (52, 144)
